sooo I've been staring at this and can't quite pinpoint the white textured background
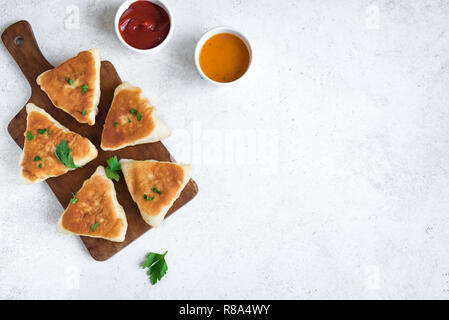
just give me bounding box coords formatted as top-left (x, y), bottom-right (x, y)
top-left (1, 0), bottom-right (449, 299)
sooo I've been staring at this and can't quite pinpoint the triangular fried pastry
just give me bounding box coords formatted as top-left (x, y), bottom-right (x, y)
top-left (120, 159), bottom-right (192, 227)
top-left (20, 103), bottom-right (98, 184)
top-left (57, 166), bottom-right (128, 242)
top-left (36, 48), bottom-right (100, 125)
top-left (101, 82), bottom-right (171, 151)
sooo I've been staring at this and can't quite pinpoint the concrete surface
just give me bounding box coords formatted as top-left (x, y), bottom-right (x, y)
top-left (1, 0), bottom-right (449, 299)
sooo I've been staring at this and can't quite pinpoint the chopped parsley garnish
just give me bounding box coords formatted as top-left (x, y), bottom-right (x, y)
top-left (47, 130), bottom-right (51, 135)
top-left (105, 156), bottom-right (121, 182)
top-left (113, 122), bottom-right (118, 127)
top-left (144, 187), bottom-right (161, 200)
top-left (26, 131), bottom-right (34, 140)
top-left (65, 77), bottom-right (74, 85)
top-left (82, 109), bottom-right (87, 116)
top-left (54, 140), bottom-right (77, 168)
top-left (143, 251), bottom-right (168, 285)
top-left (91, 222), bottom-right (100, 232)
top-left (38, 163), bottom-right (42, 168)
top-left (33, 156), bottom-right (42, 161)
top-left (80, 84), bottom-right (88, 93)
top-left (128, 118), bottom-right (132, 123)
top-left (37, 128), bottom-right (47, 135)
top-left (152, 186), bottom-right (162, 195)
top-left (130, 109), bottom-right (142, 121)
top-left (70, 192), bottom-right (78, 204)
top-left (144, 194), bottom-right (154, 201)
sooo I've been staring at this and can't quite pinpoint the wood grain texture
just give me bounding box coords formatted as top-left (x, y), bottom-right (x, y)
top-left (2, 20), bottom-right (198, 261)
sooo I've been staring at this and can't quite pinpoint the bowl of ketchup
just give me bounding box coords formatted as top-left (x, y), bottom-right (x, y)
top-left (115, 0), bottom-right (172, 53)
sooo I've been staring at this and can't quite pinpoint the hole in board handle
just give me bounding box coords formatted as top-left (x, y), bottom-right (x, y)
top-left (15, 36), bottom-right (24, 46)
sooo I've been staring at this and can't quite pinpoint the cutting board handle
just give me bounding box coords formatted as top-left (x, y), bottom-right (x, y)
top-left (1, 20), bottom-right (52, 87)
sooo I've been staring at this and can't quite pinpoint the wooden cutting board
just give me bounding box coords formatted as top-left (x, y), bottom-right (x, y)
top-left (2, 20), bottom-right (198, 261)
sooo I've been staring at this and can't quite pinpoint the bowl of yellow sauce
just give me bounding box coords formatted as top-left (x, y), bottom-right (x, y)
top-left (195, 27), bottom-right (252, 85)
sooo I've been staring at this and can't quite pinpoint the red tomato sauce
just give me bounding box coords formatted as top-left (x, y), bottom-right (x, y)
top-left (119, 1), bottom-right (170, 50)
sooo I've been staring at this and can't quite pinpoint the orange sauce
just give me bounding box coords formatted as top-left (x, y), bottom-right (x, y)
top-left (199, 33), bottom-right (250, 83)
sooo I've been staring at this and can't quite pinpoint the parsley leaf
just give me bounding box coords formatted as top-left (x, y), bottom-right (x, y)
top-left (105, 167), bottom-right (120, 182)
top-left (55, 140), bottom-right (78, 168)
top-left (144, 194), bottom-right (154, 201)
top-left (82, 109), bottom-right (87, 116)
top-left (128, 118), bottom-right (132, 123)
top-left (106, 156), bottom-right (120, 172)
top-left (38, 163), bottom-right (42, 168)
top-left (65, 77), bottom-right (74, 85)
top-left (70, 192), bottom-right (78, 204)
top-left (105, 156), bottom-right (121, 182)
top-left (142, 251), bottom-right (168, 285)
top-left (80, 84), bottom-right (88, 93)
top-left (91, 222), bottom-right (99, 232)
top-left (26, 131), bottom-right (34, 140)
top-left (113, 122), bottom-right (118, 127)
top-left (104, 167), bottom-right (120, 182)
top-left (33, 156), bottom-right (42, 161)
top-left (38, 128), bottom-right (47, 135)
top-left (130, 109), bottom-right (142, 121)
top-left (152, 186), bottom-right (162, 195)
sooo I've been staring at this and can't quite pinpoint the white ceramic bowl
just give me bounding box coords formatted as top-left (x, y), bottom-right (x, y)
top-left (115, 0), bottom-right (173, 53)
top-left (194, 26), bottom-right (253, 85)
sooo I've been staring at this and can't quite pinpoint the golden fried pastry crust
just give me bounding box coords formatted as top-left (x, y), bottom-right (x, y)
top-left (20, 103), bottom-right (97, 184)
top-left (57, 166), bottom-right (128, 242)
top-left (120, 159), bottom-right (192, 227)
top-left (101, 82), bottom-right (170, 151)
top-left (36, 49), bottom-right (100, 125)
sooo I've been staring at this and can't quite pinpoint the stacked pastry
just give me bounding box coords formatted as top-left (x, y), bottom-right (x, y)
top-left (20, 49), bottom-right (193, 242)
